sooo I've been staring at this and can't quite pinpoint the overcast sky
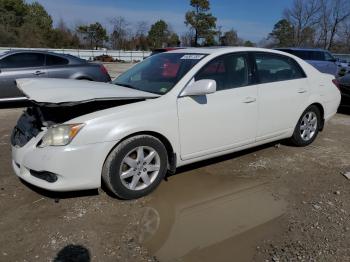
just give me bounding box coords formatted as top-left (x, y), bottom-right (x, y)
top-left (27, 0), bottom-right (293, 42)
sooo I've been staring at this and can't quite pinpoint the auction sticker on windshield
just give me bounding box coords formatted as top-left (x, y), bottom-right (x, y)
top-left (181, 54), bottom-right (205, 60)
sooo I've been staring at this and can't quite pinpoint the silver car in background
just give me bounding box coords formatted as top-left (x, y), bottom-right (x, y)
top-left (276, 48), bottom-right (349, 77)
top-left (0, 50), bottom-right (111, 101)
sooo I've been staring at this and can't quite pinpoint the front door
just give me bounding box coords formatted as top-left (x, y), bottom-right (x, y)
top-left (0, 53), bottom-right (47, 99)
top-left (177, 53), bottom-right (258, 160)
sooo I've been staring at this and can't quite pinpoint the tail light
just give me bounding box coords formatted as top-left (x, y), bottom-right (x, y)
top-left (332, 79), bottom-right (341, 91)
top-left (100, 64), bottom-right (109, 76)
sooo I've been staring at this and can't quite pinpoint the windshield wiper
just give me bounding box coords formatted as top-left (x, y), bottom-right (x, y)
top-left (114, 82), bottom-right (136, 90)
top-left (114, 82), bottom-right (162, 95)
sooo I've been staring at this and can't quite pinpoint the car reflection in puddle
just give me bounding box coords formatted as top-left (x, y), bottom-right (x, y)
top-left (136, 171), bottom-right (287, 262)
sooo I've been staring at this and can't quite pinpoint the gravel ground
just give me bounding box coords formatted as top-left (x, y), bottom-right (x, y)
top-left (0, 63), bottom-right (349, 261)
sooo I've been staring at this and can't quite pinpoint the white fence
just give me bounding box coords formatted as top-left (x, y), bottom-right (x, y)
top-left (0, 47), bottom-right (151, 62)
top-left (334, 54), bottom-right (350, 63)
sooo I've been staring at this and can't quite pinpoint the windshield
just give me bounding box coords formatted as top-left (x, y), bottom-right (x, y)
top-left (113, 53), bottom-right (206, 95)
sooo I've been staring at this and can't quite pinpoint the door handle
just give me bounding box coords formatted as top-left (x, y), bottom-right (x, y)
top-left (33, 71), bottom-right (45, 76)
top-left (297, 89), bottom-right (307, 94)
top-left (242, 97), bottom-right (256, 104)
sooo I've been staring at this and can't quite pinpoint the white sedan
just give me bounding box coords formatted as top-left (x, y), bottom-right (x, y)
top-left (11, 47), bottom-right (341, 199)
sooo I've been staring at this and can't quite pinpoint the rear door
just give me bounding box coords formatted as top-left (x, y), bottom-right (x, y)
top-left (0, 53), bottom-right (46, 99)
top-left (253, 52), bottom-right (310, 140)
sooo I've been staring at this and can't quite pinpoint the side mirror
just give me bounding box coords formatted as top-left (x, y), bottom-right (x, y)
top-left (180, 79), bottom-right (216, 97)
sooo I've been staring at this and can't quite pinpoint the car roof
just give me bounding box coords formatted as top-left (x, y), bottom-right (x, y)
top-left (276, 48), bottom-right (328, 52)
top-left (153, 47), bottom-right (184, 51)
top-left (1, 49), bottom-right (84, 62)
top-left (167, 46), bottom-right (292, 55)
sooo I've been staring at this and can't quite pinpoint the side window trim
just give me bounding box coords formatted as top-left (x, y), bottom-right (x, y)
top-left (248, 52), bottom-right (259, 85)
top-left (252, 52), bottom-right (307, 85)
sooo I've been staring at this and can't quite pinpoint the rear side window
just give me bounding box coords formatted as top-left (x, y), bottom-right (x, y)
top-left (195, 53), bottom-right (249, 91)
top-left (255, 53), bottom-right (306, 84)
top-left (46, 54), bottom-right (69, 66)
top-left (1, 53), bottom-right (45, 68)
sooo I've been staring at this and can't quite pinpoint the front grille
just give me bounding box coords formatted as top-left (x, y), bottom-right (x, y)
top-left (11, 109), bottom-right (42, 147)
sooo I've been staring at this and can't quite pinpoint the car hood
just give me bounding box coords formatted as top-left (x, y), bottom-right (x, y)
top-left (16, 78), bottom-right (160, 105)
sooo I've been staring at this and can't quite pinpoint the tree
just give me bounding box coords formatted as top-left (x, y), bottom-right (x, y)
top-left (181, 30), bottom-right (195, 47)
top-left (0, 0), bottom-right (27, 29)
top-left (243, 40), bottom-right (255, 47)
top-left (77, 22), bottom-right (108, 49)
top-left (185, 0), bottom-right (217, 46)
top-left (167, 32), bottom-right (180, 47)
top-left (220, 29), bottom-right (240, 46)
top-left (284, 0), bottom-right (320, 47)
top-left (318, 0), bottom-right (350, 49)
top-left (134, 21), bottom-right (150, 50)
top-left (18, 2), bottom-right (53, 47)
top-left (269, 19), bottom-right (295, 47)
top-left (109, 17), bottom-right (129, 50)
top-left (0, 0), bottom-right (83, 48)
top-left (148, 20), bottom-right (169, 49)
top-left (48, 19), bottom-right (80, 48)
top-left (0, 0), bottom-right (27, 45)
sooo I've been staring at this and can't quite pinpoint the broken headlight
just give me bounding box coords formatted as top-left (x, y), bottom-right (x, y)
top-left (38, 124), bottom-right (85, 147)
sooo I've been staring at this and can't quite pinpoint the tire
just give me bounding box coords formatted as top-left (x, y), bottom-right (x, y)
top-left (290, 105), bottom-right (321, 147)
top-left (102, 135), bottom-right (168, 199)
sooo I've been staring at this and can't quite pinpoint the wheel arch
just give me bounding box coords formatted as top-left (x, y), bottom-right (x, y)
top-left (309, 102), bottom-right (325, 130)
top-left (69, 72), bottom-right (93, 81)
top-left (104, 131), bottom-right (177, 174)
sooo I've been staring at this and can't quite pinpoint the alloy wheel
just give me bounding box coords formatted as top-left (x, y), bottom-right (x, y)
top-left (300, 111), bottom-right (318, 141)
top-left (119, 146), bottom-right (161, 191)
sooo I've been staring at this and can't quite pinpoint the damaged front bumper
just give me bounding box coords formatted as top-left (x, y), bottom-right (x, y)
top-left (12, 134), bottom-right (117, 192)
top-left (10, 104), bottom-right (121, 192)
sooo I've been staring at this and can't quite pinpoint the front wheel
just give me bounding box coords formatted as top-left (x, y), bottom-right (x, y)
top-left (102, 135), bottom-right (168, 199)
top-left (290, 105), bottom-right (321, 147)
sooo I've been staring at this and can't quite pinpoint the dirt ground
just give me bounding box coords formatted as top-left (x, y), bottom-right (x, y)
top-left (0, 63), bottom-right (350, 262)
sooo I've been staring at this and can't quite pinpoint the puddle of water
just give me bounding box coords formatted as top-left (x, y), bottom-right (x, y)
top-left (137, 171), bottom-right (286, 262)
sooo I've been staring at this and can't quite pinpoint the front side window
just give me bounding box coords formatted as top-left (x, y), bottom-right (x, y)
top-left (1, 53), bottom-right (45, 68)
top-left (255, 53), bottom-right (305, 83)
top-left (113, 53), bottom-right (206, 94)
top-left (195, 53), bottom-right (249, 91)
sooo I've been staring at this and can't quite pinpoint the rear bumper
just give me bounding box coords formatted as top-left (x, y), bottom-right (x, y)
top-left (12, 134), bottom-right (117, 192)
top-left (324, 90), bottom-right (342, 122)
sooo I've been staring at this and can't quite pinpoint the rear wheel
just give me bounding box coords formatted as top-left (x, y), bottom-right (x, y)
top-left (290, 105), bottom-right (321, 147)
top-left (102, 135), bottom-right (168, 199)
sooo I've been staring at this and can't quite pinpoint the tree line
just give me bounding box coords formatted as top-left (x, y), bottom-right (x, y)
top-left (1, 0), bottom-right (350, 52)
top-left (268, 0), bottom-right (350, 52)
